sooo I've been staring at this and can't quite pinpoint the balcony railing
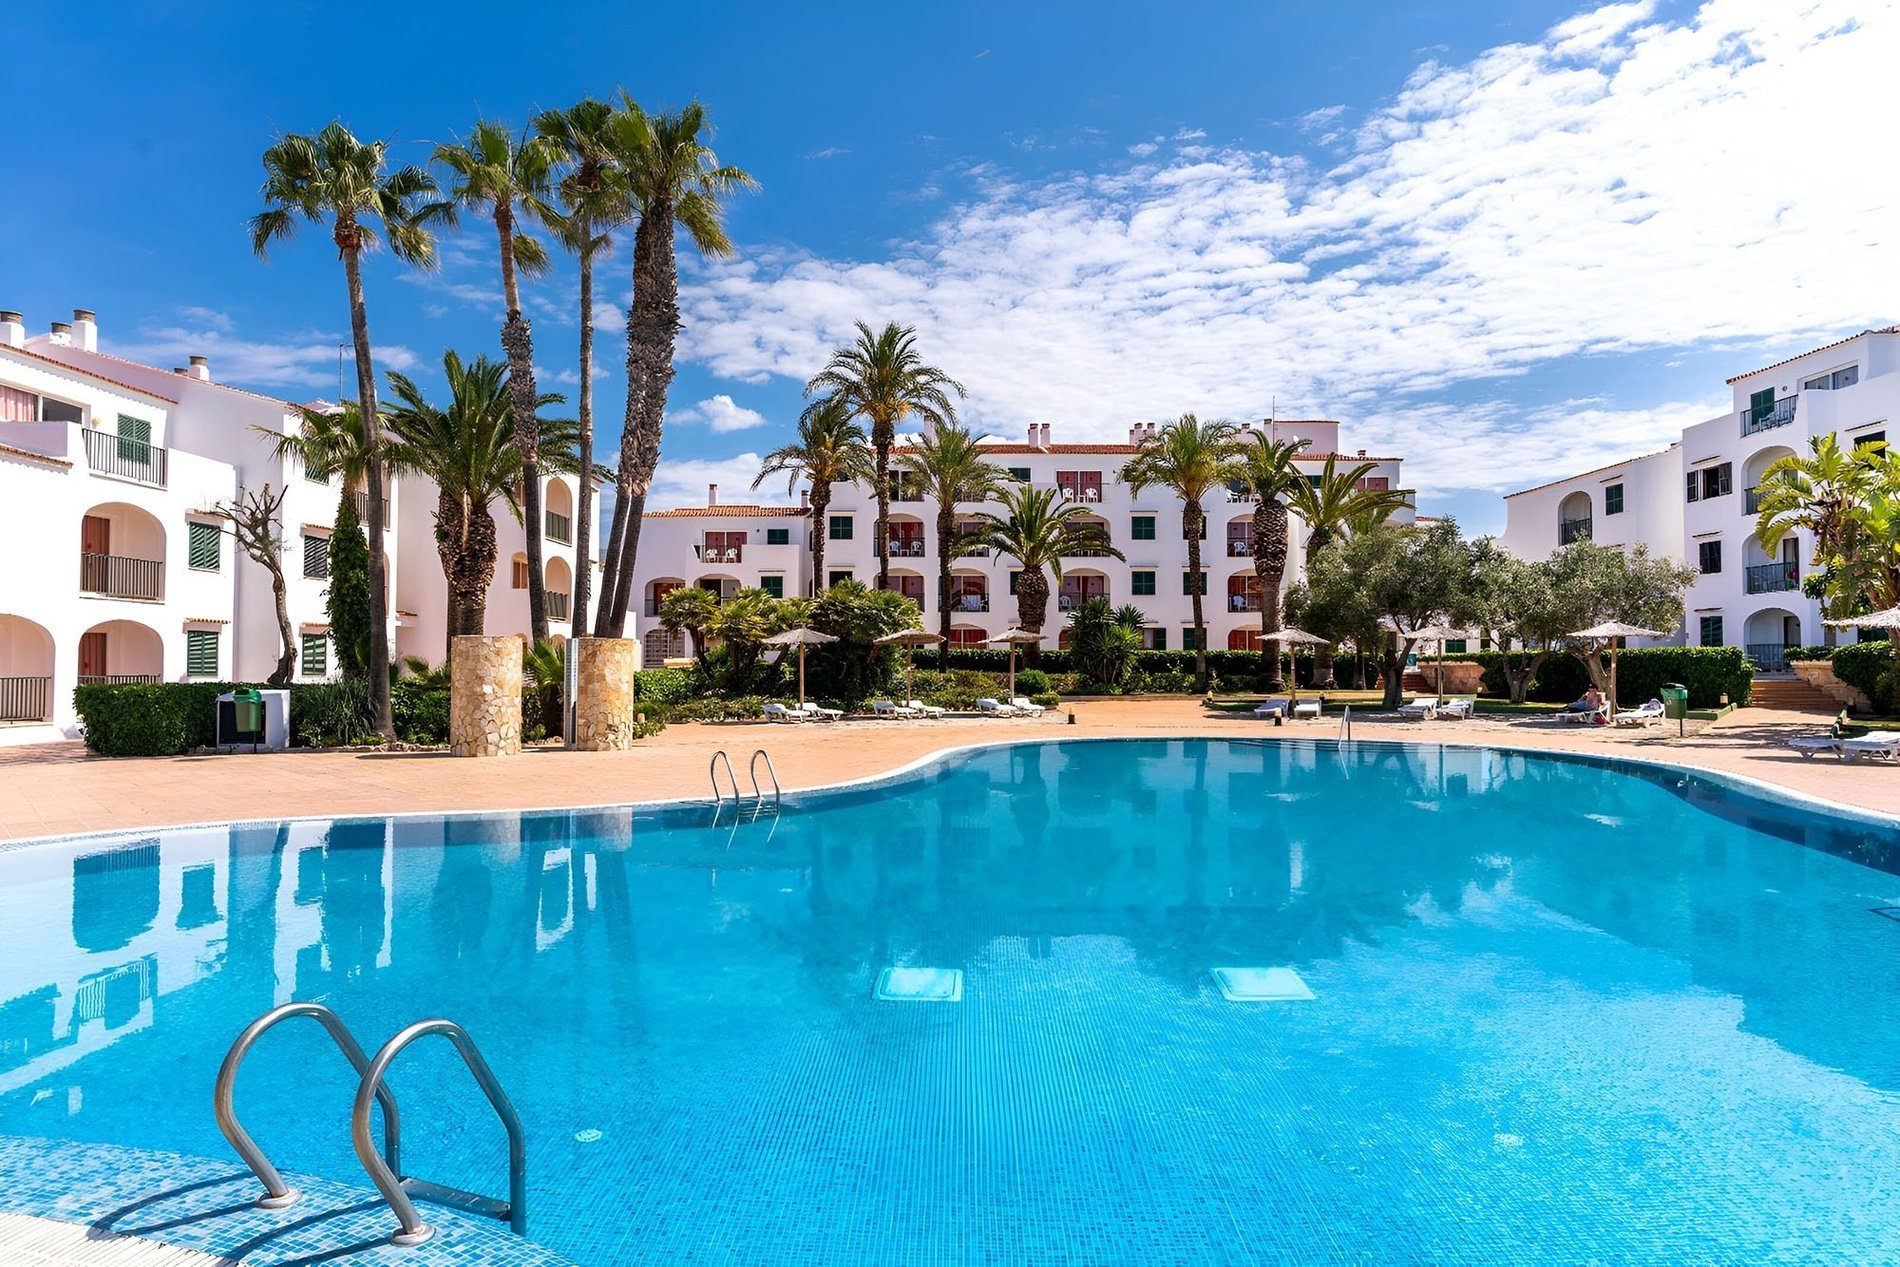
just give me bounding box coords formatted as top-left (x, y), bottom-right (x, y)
top-left (1228, 594), bottom-right (1262, 613)
top-left (1227, 539), bottom-right (1253, 557)
top-left (1559, 517), bottom-right (1593, 545)
top-left (946, 593), bottom-right (990, 613)
top-left (546, 511), bottom-right (572, 544)
top-left (886, 540), bottom-right (927, 557)
top-left (1745, 561), bottom-right (1800, 594)
top-left (76, 673), bottom-right (162, 686)
top-left (1743, 486), bottom-right (1765, 515)
top-left (1057, 591), bottom-right (1108, 611)
top-left (892, 487), bottom-right (924, 502)
top-left (80, 552), bottom-right (163, 600)
top-left (0, 676), bottom-right (51, 722)
top-left (1061, 546), bottom-right (1113, 558)
top-left (1741, 396), bottom-right (1798, 436)
top-left (955, 544), bottom-right (991, 558)
top-left (350, 491), bottom-right (390, 523)
top-left (1746, 642), bottom-right (1789, 673)
top-left (694, 542), bottom-right (743, 563)
top-left (81, 427), bottom-right (168, 486)
top-left (548, 591), bottom-right (571, 622)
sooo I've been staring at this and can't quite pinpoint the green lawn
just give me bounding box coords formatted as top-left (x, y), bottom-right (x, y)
top-left (1203, 693), bottom-right (1564, 717)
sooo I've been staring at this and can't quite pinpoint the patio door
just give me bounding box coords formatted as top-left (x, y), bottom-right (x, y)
top-left (79, 631), bottom-right (107, 679)
top-left (82, 514), bottom-right (110, 556)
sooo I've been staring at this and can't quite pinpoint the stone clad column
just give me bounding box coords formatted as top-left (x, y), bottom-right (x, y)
top-left (573, 637), bottom-right (640, 751)
top-left (449, 635), bottom-right (523, 757)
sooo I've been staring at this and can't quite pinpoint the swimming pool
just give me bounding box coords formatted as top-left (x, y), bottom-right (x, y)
top-left (4, 738), bottom-right (1900, 1263)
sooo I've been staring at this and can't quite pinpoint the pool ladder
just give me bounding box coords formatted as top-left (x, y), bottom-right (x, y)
top-left (214, 1002), bottom-right (524, 1248)
top-left (710, 748), bottom-right (782, 808)
top-left (1337, 704), bottom-right (1353, 746)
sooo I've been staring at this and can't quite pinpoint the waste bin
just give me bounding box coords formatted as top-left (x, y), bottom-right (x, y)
top-left (1659, 684), bottom-right (1689, 719)
top-left (217, 688), bottom-right (267, 749)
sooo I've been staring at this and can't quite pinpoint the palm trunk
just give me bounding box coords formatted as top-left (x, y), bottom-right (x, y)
top-left (1306, 530), bottom-right (1337, 688)
top-left (594, 490), bottom-right (630, 636)
top-left (268, 559), bottom-right (294, 685)
top-left (572, 240), bottom-right (596, 639)
top-left (937, 498), bottom-right (955, 668)
top-left (1018, 567), bottom-right (1049, 668)
top-left (810, 482), bottom-right (830, 596)
top-left (497, 207), bottom-right (548, 646)
top-left (874, 422), bottom-right (892, 590)
top-left (1253, 499), bottom-right (1288, 690)
top-left (438, 490), bottom-right (498, 645)
top-left (1186, 501), bottom-right (1208, 691)
top-left (598, 210), bottom-right (655, 636)
top-left (339, 236), bottom-right (393, 739)
top-left (610, 194), bottom-right (680, 633)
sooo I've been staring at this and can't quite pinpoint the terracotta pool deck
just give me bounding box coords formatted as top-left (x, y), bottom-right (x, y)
top-left (0, 699), bottom-right (1888, 842)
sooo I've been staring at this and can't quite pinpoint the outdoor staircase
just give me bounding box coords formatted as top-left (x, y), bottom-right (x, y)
top-left (1748, 676), bottom-right (1839, 714)
top-left (1401, 667), bottom-right (1430, 692)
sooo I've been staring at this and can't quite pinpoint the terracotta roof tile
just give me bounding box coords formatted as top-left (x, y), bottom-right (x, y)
top-left (0, 441), bottom-right (72, 468)
top-left (0, 345), bottom-right (179, 403)
top-left (31, 342), bottom-right (302, 410)
top-left (647, 504), bottom-right (808, 518)
top-left (1725, 327), bottom-right (1900, 384)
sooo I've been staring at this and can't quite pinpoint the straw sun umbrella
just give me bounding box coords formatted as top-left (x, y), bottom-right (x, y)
top-left (874, 628), bottom-right (944, 705)
top-left (762, 627), bottom-right (838, 707)
top-left (1270, 626), bottom-right (1331, 699)
top-left (1568, 621), bottom-right (1666, 719)
top-left (984, 628), bottom-right (1045, 699)
top-left (1406, 623), bottom-right (1468, 698)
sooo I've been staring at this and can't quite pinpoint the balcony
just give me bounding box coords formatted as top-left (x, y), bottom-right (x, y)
top-left (546, 511), bottom-right (572, 544)
top-left (0, 676), bottom-right (51, 722)
top-left (1745, 561), bottom-right (1799, 594)
top-left (1741, 396), bottom-right (1798, 436)
top-left (548, 591), bottom-right (571, 622)
top-left (76, 674), bottom-right (162, 686)
top-left (1743, 486), bottom-right (1767, 515)
top-left (81, 428), bottom-right (167, 487)
top-left (1746, 642), bottom-right (1789, 673)
top-left (80, 552), bottom-right (163, 600)
top-left (946, 593), bottom-right (990, 613)
top-left (694, 542), bottom-right (743, 564)
top-left (887, 539), bottom-right (927, 558)
top-left (1559, 517), bottom-right (1593, 545)
top-left (350, 491), bottom-right (390, 523)
top-left (1227, 539), bottom-right (1252, 557)
top-left (1228, 594), bottom-right (1262, 613)
top-left (955, 544), bottom-right (992, 558)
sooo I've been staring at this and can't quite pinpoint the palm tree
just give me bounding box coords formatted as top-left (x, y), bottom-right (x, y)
top-left (250, 120), bottom-right (447, 738)
top-left (975, 484), bottom-right (1122, 666)
top-left (1230, 433), bottom-right (1311, 689)
top-left (596, 99), bottom-right (757, 637)
top-left (898, 422), bottom-right (1007, 666)
top-left (1120, 414), bottom-right (1243, 692)
top-left (381, 351), bottom-right (575, 645)
top-left (1756, 433), bottom-right (1879, 639)
top-left (752, 398), bottom-right (873, 595)
top-left (434, 120), bottom-right (565, 644)
top-left (1289, 454), bottom-right (1410, 686)
top-left (260, 402), bottom-right (379, 527)
top-left (805, 321), bottom-right (966, 592)
top-left (535, 98), bottom-right (632, 639)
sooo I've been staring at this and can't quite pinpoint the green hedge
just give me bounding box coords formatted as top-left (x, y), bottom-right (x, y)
top-left (1831, 641), bottom-right (1897, 711)
top-left (1424, 647), bottom-right (1751, 708)
top-left (913, 648), bottom-right (1315, 689)
top-left (633, 668), bottom-right (699, 706)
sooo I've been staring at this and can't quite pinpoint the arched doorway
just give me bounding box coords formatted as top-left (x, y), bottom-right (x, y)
top-left (948, 570), bottom-right (989, 613)
top-left (1743, 443), bottom-right (1797, 515)
top-left (545, 478), bottom-right (575, 546)
top-left (1744, 608), bottom-right (1800, 673)
top-left (949, 625), bottom-right (986, 649)
top-left (545, 557), bottom-right (573, 625)
top-left (1058, 568), bottom-right (1109, 613)
top-left (1558, 491), bottom-right (1592, 545)
top-left (694, 574), bottom-right (740, 603)
top-left (1227, 572), bottom-right (1262, 613)
top-left (1225, 516), bottom-right (1253, 559)
top-left (889, 568), bottom-right (925, 608)
top-left (0, 614), bottom-right (55, 721)
top-left (646, 577), bottom-right (685, 619)
top-left (886, 514), bottom-right (926, 559)
top-left (77, 619), bottom-right (163, 685)
top-left (79, 502), bottom-right (166, 600)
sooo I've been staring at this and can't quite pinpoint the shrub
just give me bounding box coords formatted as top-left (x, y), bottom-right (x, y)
top-left (669, 695), bottom-right (767, 722)
top-left (633, 668), bottom-right (699, 707)
top-left (390, 678), bottom-right (450, 744)
top-left (290, 678), bottom-right (373, 746)
top-left (1609, 646), bottom-right (1753, 709)
top-left (1785, 645), bottom-right (1834, 662)
top-left (1029, 691), bottom-right (1061, 707)
top-left (1013, 669), bottom-right (1052, 696)
top-left (72, 683), bottom-right (195, 756)
top-left (1831, 641), bottom-right (1897, 711)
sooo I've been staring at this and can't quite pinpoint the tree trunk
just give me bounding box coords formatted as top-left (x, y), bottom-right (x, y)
top-left (438, 489), bottom-right (498, 645)
top-left (1253, 499), bottom-right (1288, 689)
top-left (1018, 567), bottom-right (1049, 667)
top-left (572, 240), bottom-right (596, 638)
top-left (594, 489), bottom-right (630, 636)
top-left (609, 192), bottom-right (680, 634)
top-left (810, 483), bottom-right (830, 597)
top-left (1381, 647), bottom-right (1407, 709)
top-left (497, 206), bottom-right (548, 647)
top-left (1306, 529), bottom-right (1336, 688)
top-left (937, 499), bottom-right (954, 669)
top-left (873, 419), bottom-right (892, 591)
top-left (598, 208), bottom-right (656, 636)
top-left (1502, 650), bottom-right (1550, 704)
top-left (267, 558), bottom-right (294, 685)
top-left (1185, 500), bottom-right (1208, 691)
top-left (339, 236), bottom-right (394, 739)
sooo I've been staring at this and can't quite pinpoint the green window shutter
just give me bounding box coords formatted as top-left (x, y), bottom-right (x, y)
top-left (1182, 627), bottom-right (1200, 652)
top-left (829, 515), bottom-right (852, 540)
top-left (187, 521), bottom-right (220, 571)
top-left (303, 534), bottom-right (330, 579)
top-left (1009, 571), bottom-right (1020, 595)
top-left (1009, 467), bottom-right (1032, 482)
top-left (766, 528), bottom-right (789, 546)
top-left (1182, 570), bottom-right (1205, 595)
top-left (300, 634), bottom-right (327, 676)
top-left (1749, 387), bottom-right (1776, 422)
top-left (1684, 472), bottom-right (1699, 503)
top-left (1131, 570), bottom-right (1156, 596)
top-left (117, 415), bottom-right (153, 463)
top-left (827, 570), bottom-right (851, 588)
top-left (186, 629), bottom-right (219, 677)
top-left (1131, 515), bottom-right (1156, 541)
top-left (760, 575), bottom-right (784, 598)
top-left (1699, 615), bottom-right (1723, 647)
top-left (1149, 628), bottom-right (1166, 650)
top-left (1605, 484), bottom-right (1624, 515)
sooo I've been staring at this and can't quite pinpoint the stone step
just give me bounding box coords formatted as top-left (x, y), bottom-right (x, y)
top-left (1748, 678), bottom-right (1840, 712)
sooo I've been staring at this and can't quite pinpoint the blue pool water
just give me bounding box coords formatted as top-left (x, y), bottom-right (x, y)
top-left (4, 739), bottom-right (1900, 1263)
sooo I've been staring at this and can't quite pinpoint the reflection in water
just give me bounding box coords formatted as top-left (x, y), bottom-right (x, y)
top-left (1, 741), bottom-right (1899, 1261)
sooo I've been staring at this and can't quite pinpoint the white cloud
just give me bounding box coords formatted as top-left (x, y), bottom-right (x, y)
top-left (806, 146), bottom-right (851, 160)
top-left (672, 393), bottom-right (769, 433)
top-left (646, 453), bottom-right (795, 510)
top-left (115, 318), bottom-right (419, 391)
top-left (679, 0), bottom-right (1896, 497)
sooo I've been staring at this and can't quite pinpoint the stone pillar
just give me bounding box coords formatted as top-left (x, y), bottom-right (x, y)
top-left (449, 635), bottom-right (523, 757)
top-left (573, 637), bottom-right (640, 751)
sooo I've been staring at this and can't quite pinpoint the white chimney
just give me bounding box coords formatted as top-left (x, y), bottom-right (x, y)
top-left (0, 311), bottom-right (22, 349)
top-left (72, 309), bottom-right (97, 353)
top-left (1127, 425), bottom-right (1140, 444)
top-left (47, 321), bottom-right (72, 347)
top-left (1039, 423), bottom-right (1053, 448)
top-left (708, 483), bottom-right (718, 505)
top-left (1146, 422), bottom-right (1158, 441)
top-left (800, 489), bottom-right (810, 509)
top-left (188, 354), bottom-right (211, 381)
top-left (1026, 423), bottom-right (1038, 447)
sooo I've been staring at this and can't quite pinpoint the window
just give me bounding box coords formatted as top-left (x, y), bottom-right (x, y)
top-left (766, 527), bottom-right (790, 546)
top-left (1689, 463), bottom-right (1731, 503)
top-left (828, 515), bottom-right (853, 540)
top-left (1008, 570), bottom-right (1021, 595)
top-left (1185, 518), bottom-right (1206, 540)
top-left (1182, 627), bottom-right (1200, 652)
top-left (300, 634), bottom-right (327, 677)
top-left (1131, 570), bottom-right (1156, 596)
top-left (759, 575), bottom-right (783, 599)
top-left (1605, 483), bottom-right (1624, 515)
top-left (304, 455), bottom-right (329, 484)
top-left (1131, 515), bottom-right (1156, 541)
top-left (1855, 431), bottom-right (1886, 450)
top-left (1699, 615), bottom-right (1724, 647)
top-left (117, 415), bottom-right (153, 463)
top-left (1803, 366), bottom-right (1860, 391)
top-left (1698, 540), bottom-right (1722, 574)
top-left (1009, 466), bottom-right (1032, 482)
top-left (302, 533), bottom-right (331, 579)
top-left (0, 387), bottom-right (84, 424)
top-left (1685, 472), bottom-right (1699, 504)
top-left (186, 629), bottom-right (219, 678)
top-left (1182, 570), bottom-right (1206, 595)
top-left (1749, 386), bottom-right (1777, 416)
top-left (1446, 640), bottom-right (1468, 654)
top-left (187, 521), bottom-right (220, 571)
top-left (827, 570), bottom-right (852, 588)
top-left (1145, 627), bottom-right (1167, 650)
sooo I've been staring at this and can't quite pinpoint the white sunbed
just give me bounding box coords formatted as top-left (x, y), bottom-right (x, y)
top-left (871, 699), bottom-right (921, 718)
top-left (1840, 730), bottom-right (1900, 762)
top-left (1559, 704), bottom-right (1607, 725)
top-left (1397, 696), bottom-right (1440, 720)
top-left (761, 702), bottom-right (810, 723)
top-left (798, 701), bottom-right (844, 722)
top-left (1292, 699), bottom-right (1321, 720)
top-left (1787, 735), bottom-right (1841, 760)
top-left (1010, 696), bottom-right (1048, 717)
top-left (1615, 699), bottom-right (1665, 727)
top-left (1433, 696), bottom-right (1478, 720)
top-left (1253, 697), bottom-right (1291, 719)
top-left (906, 699), bottom-right (947, 719)
top-left (975, 698), bottom-right (1023, 717)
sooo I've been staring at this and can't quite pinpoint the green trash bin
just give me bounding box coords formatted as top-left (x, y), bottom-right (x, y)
top-left (1660, 683), bottom-right (1688, 734)
top-left (232, 688), bottom-right (264, 739)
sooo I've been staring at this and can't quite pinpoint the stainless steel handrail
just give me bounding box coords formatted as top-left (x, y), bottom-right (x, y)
top-left (709, 750), bottom-right (739, 803)
top-left (1338, 704), bottom-right (1353, 746)
top-left (213, 1002), bottom-right (402, 1210)
top-left (351, 1018), bottom-right (526, 1246)
top-left (749, 749), bottom-right (782, 806)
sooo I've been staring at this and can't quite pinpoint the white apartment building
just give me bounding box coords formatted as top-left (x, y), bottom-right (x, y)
top-left (1502, 325), bottom-right (1900, 670)
top-left (0, 307), bottom-right (587, 746)
top-left (630, 419), bottom-right (1414, 666)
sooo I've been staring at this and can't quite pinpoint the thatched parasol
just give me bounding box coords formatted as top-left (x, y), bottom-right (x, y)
top-left (763, 627), bottom-right (839, 706)
top-left (1568, 621), bottom-right (1666, 718)
top-left (1825, 607), bottom-right (1900, 629)
top-left (1406, 622), bottom-right (1469, 699)
top-left (1268, 626), bottom-right (1330, 698)
top-left (984, 628), bottom-right (1045, 699)
top-left (874, 628), bottom-right (944, 706)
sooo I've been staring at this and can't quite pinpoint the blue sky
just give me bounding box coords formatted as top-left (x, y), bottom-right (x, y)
top-left (5, 0), bottom-right (1893, 533)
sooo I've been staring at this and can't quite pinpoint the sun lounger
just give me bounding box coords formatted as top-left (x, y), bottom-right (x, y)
top-left (1397, 696), bottom-right (1440, 719)
top-left (761, 702), bottom-right (809, 723)
top-left (1433, 695), bottom-right (1477, 720)
top-left (1840, 730), bottom-right (1900, 761)
top-left (871, 699), bottom-right (921, 718)
top-left (1614, 699), bottom-right (1665, 727)
top-left (798, 701), bottom-right (844, 722)
top-left (1292, 699), bottom-right (1321, 720)
top-left (1253, 697), bottom-right (1291, 719)
top-left (906, 699), bottom-right (947, 718)
top-left (975, 697), bottom-right (1023, 716)
top-left (1787, 735), bottom-right (1841, 760)
top-left (1559, 705), bottom-right (1606, 724)
top-left (1010, 696), bottom-right (1047, 716)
